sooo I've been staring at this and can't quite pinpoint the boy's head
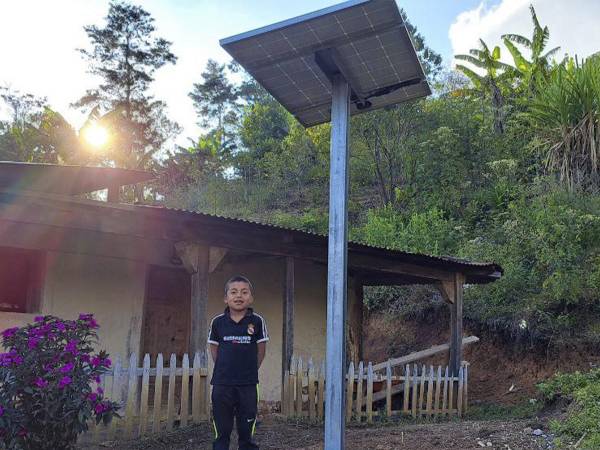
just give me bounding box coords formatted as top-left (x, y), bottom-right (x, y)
top-left (224, 275), bottom-right (254, 312)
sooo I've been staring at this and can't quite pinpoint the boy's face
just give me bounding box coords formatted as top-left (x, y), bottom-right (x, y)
top-left (224, 281), bottom-right (254, 312)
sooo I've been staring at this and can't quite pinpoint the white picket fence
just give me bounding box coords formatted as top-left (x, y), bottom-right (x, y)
top-left (80, 352), bottom-right (210, 443)
top-left (283, 356), bottom-right (469, 422)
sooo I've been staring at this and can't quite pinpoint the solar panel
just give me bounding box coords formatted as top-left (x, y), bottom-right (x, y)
top-left (220, 0), bottom-right (430, 127)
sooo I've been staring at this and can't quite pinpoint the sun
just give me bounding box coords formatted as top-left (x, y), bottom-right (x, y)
top-left (82, 123), bottom-right (109, 149)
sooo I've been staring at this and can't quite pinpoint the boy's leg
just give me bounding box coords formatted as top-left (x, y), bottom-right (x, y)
top-left (212, 385), bottom-right (235, 450)
top-left (235, 384), bottom-right (259, 450)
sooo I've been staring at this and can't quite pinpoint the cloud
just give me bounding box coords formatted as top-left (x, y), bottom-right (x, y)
top-left (449, 0), bottom-right (600, 65)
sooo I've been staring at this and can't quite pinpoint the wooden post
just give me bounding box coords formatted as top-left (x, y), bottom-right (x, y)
top-left (175, 242), bottom-right (210, 355)
top-left (347, 280), bottom-right (364, 364)
top-left (438, 273), bottom-right (465, 376)
top-left (107, 184), bottom-right (120, 203)
top-left (282, 256), bottom-right (295, 398)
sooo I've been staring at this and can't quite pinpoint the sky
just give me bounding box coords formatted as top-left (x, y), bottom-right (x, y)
top-left (1, 0), bottom-right (599, 148)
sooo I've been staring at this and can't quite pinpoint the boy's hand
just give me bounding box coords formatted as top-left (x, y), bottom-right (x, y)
top-left (257, 342), bottom-right (266, 368)
top-left (209, 343), bottom-right (218, 363)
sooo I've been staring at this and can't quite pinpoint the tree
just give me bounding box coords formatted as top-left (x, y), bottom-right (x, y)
top-left (189, 60), bottom-right (239, 157)
top-left (76, 1), bottom-right (179, 189)
top-left (0, 87), bottom-right (81, 164)
top-left (502, 5), bottom-right (561, 93)
top-left (455, 39), bottom-right (515, 134)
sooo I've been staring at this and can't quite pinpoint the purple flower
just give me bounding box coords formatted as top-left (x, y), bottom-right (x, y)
top-left (94, 402), bottom-right (110, 415)
top-left (11, 353), bottom-right (23, 365)
top-left (59, 362), bottom-right (74, 373)
top-left (78, 313), bottom-right (93, 321)
top-left (64, 339), bottom-right (78, 355)
top-left (87, 393), bottom-right (98, 403)
top-left (1, 327), bottom-right (18, 338)
top-left (81, 354), bottom-right (90, 363)
top-left (96, 386), bottom-right (104, 395)
top-left (34, 316), bottom-right (45, 322)
top-left (55, 322), bottom-right (66, 332)
top-left (94, 375), bottom-right (101, 383)
top-left (78, 313), bottom-right (99, 329)
top-left (34, 377), bottom-right (48, 388)
top-left (27, 337), bottom-right (41, 349)
top-left (58, 376), bottom-right (72, 388)
top-left (0, 405), bottom-right (4, 416)
top-left (103, 358), bottom-right (111, 368)
top-left (91, 356), bottom-right (102, 367)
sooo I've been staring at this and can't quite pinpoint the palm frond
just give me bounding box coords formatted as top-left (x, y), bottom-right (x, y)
top-left (502, 34), bottom-right (532, 48)
top-left (503, 38), bottom-right (531, 73)
top-left (455, 54), bottom-right (486, 69)
top-left (455, 65), bottom-right (483, 88)
top-left (543, 46), bottom-right (561, 61)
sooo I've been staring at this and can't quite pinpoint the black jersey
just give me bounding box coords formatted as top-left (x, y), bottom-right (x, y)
top-left (208, 307), bottom-right (269, 385)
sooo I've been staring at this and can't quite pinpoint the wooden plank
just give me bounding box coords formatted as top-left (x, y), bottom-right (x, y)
top-left (442, 366), bottom-right (449, 416)
top-left (317, 361), bottom-right (325, 420)
top-left (371, 336), bottom-right (479, 372)
top-left (192, 246), bottom-right (210, 355)
top-left (346, 361), bottom-right (355, 422)
top-left (426, 365), bottom-right (434, 417)
top-left (108, 354), bottom-right (122, 440)
top-left (418, 364), bottom-right (426, 415)
top-left (308, 359), bottom-right (316, 421)
top-left (463, 363), bottom-right (469, 414)
top-left (192, 352), bottom-right (201, 423)
top-left (282, 370), bottom-right (290, 416)
top-left (296, 357), bottom-right (303, 417)
top-left (403, 365), bottom-right (410, 414)
top-left (433, 366), bottom-right (442, 417)
top-left (289, 356), bottom-right (297, 417)
top-left (152, 354), bottom-right (164, 433)
top-left (180, 354), bottom-right (190, 427)
top-left (282, 256), bottom-right (295, 393)
top-left (166, 354), bottom-right (177, 431)
top-left (448, 369), bottom-right (455, 416)
top-left (457, 366), bottom-right (464, 417)
top-left (366, 362), bottom-right (374, 424)
top-left (355, 361), bottom-right (364, 422)
top-left (411, 364), bottom-right (418, 418)
top-left (385, 360), bottom-right (392, 418)
top-left (139, 353), bottom-right (151, 436)
top-left (125, 353), bottom-right (138, 439)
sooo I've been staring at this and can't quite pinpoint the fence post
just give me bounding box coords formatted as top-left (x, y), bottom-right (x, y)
top-left (108, 354), bottom-right (122, 440)
top-left (434, 365), bottom-right (442, 417)
top-left (180, 353), bottom-right (190, 427)
top-left (463, 362), bottom-right (469, 415)
top-left (411, 364), bottom-right (418, 418)
top-left (346, 361), bottom-right (355, 423)
top-left (442, 366), bottom-right (449, 416)
top-left (152, 354), bottom-right (164, 433)
top-left (139, 353), bottom-right (151, 435)
top-left (295, 357), bottom-right (303, 417)
top-left (308, 358), bottom-right (316, 421)
top-left (457, 365), bottom-right (464, 417)
top-left (166, 354), bottom-right (177, 431)
top-left (448, 366), bottom-right (455, 416)
top-left (385, 360), bottom-right (392, 418)
top-left (192, 352), bottom-right (201, 423)
top-left (355, 361), bottom-right (364, 422)
top-left (366, 362), bottom-right (373, 424)
top-left (124, 353), bottom-right (138, 438)
top-left (403, 365), bottom-right (410, 415)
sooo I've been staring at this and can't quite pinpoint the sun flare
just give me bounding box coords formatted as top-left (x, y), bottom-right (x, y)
top-left (82, 123), bottom-right (109, 149)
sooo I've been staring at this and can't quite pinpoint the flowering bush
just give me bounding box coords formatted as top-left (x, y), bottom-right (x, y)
top-left (0, 315), bottom-right (119, 449)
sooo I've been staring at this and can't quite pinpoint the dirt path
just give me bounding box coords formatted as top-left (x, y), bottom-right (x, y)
top-left (81, 415), bottom-right (554, 450)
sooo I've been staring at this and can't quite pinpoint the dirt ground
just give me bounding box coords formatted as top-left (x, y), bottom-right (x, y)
top-left (81, 414), bottom-right (556, 450)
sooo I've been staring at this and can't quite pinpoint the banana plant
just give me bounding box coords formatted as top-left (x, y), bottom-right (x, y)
top-left (502, 5), bottom-right (561, 93)
top-left (455, 39), bottom-right (515, 134)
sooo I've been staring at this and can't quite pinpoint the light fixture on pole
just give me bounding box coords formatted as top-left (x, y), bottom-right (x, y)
top-left (220, 1), bottom-right (430, 448)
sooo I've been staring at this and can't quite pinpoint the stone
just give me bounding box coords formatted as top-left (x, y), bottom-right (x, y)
top-left (533, 429), bottom-right (544, 436)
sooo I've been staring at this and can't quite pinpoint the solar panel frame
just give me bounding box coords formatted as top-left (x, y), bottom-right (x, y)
top-left (221, 0), bottom-right (431, 127)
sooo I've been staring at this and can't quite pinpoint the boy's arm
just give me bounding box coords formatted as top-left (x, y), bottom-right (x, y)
top-left (209, 343), bottom-right (218, 363)
top-left (257, 342), bottom-right (266, 368)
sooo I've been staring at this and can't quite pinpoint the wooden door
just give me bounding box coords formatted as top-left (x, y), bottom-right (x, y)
top-left (142, 266), bottom-right (191, 358)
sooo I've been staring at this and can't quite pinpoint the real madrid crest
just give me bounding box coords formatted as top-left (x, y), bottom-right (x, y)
top-left (247, 323), bottom-right (255, 335)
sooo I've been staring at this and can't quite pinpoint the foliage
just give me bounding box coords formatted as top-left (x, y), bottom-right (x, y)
top-left (526, 57), bottom-right (600, 191)
top-left (537, 369), bottom-right (600, 448)
top-left (76, 1), bottom-right (179, 182)
top-left (0, 315), bottom-right (119, 450)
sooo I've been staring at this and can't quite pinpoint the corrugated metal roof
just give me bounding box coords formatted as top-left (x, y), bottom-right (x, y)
top-left (138, 204), bottom-right (501, 273)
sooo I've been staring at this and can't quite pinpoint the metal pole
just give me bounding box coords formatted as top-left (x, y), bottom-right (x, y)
top-left (324, 73), bottom-right (350, 450)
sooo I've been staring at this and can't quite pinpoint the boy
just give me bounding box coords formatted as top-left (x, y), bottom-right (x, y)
top-left (208, 275), bottom-right (268, 450)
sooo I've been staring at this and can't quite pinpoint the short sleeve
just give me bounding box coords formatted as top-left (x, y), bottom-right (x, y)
top-left (255, 314), bottom-right (269, 343)
top-left (208, 316), bottom-right (220, 345)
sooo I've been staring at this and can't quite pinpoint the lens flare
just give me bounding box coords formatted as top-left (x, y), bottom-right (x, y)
top-left (82, 123), bottom-right (109, 148)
